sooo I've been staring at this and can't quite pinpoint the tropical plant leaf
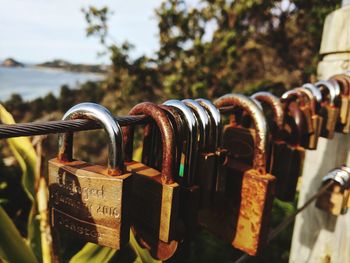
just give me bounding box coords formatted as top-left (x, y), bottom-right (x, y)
top-left (0, 104), bottom-right (41, 260)
top-left (0, 205), bottom-right (38, 263)
top-left (69, 243), bottom-right (117, 263)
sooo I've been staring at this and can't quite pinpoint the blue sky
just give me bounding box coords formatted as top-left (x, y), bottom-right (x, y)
top-left (0, 0), bottom-right (163, 64)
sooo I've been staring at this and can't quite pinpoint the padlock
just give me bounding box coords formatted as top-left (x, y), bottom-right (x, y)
top-left (214, 93), bottom-right (276, 255)
top-left (315, 80), bottom-right (341, 139)
top-left (297, 87), bottom-right (323, 148)
top-left (48, 102), bottom-right (132, 249)
top-left (316, 167), bottom-right (350, 215)
top-left (251, 92), bottom-right (284, 171)
top-left (123, 102), bottom-right (180, 258)
top-left (281, 89), bottom-right (316, 149)
top-left (196, 98), bottom-right (223, 205)
top-left (271, 99), bottom-right (306, 201)
top-left (331, 74), bottom-right (350, 132)
top-left (183, 99), bottom-right (219, 208)
top-left (163, 100), bottom-right (200, 243)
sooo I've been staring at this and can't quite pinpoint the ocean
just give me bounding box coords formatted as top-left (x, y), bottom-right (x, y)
top-left (0, 66), bottom-right (104, 102)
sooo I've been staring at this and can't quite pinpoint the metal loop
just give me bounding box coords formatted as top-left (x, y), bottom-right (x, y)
top-left (58, 102), bottom-right (124, 175)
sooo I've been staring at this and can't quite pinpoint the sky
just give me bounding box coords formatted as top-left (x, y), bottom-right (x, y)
top-left (0, 0), bottom-right (163, 64)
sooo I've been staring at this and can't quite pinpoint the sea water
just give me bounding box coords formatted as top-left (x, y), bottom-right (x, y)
top-left (0, 66), bottom-right (104, 101)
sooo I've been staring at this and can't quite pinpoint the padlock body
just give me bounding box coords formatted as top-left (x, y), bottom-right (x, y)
top-left (126, 161), bottom-right (180, 243)
top-left (271, 142), bottom-right (305, 201)
top-left (308, 115), bottom-right (323, 149)
top-left (339, 95), bottom-right (349, 125)
top-left (232, 169), bottom-right (276, 256)
top-left (196, 153), bottom-right (217, 208)
top-left (320, 105), bottom-right (339, 139)
top-left (48, 158), bottom-right (132, 249)
top-left (316, 183), bottom-right (349, 215)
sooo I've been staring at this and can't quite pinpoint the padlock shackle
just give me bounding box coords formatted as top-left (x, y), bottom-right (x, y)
top-left (330, 75), bottom-right (350, 96)
top-left (123, 102), bottom-right (175, 184)
top-left (182, 99), bottom-right (210, 150)
top-left (214, 93), bottom-right (268, 174)
top-left (58, 102), bottom-right (124, 176)
top-left (251, 91), bottom-right (284, 130)
top-left (322, 168), bottom-right (350, 190)
top-left (315, 80), bottom-right (340, 106)
top-left (302, 83), bottom-right (322, 112)
top-left (163, 100), bottom-right (198, 185)
top-left (295, 87), bottom-right (318, 116)
top-left (196, 98), bottom-right (221, 150)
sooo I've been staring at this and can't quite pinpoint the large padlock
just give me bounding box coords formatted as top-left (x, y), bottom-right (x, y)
top-left (316, 167), bottom-right (350, 216)
top-left (214, 93), bottom-right (276, 256)
top-left (331, 74), bottom-right (350, 133)
top-left (48, 102), bottom-right (132, 249)
top-left (315, 80), bottom-right (341, 139)
top-left (123, 102), bottom-right (180, 257)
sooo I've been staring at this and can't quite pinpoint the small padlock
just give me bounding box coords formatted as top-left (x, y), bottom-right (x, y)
top-left (123, 102), bottom-right (180, 253)
top-left (163, 100), bottom-right (201, 243)
top-left (196, 98), bottom-right (222, 205)
top-left (297, 87), bottom-right (323, 150)
top-left (251, 92), bottom-right (284, 172)
top-left (48, 102), bottom-right (132, 249)
top-left (331, 74), bottom-right (350, 132)
top-left (281, 89), bottom-right (319, 149)
top-left (214, 93), bottom-right (276, 256)
top-left (315, 80), bottom-right (341, 139)
top-left (183, 99), bottom-right (219, 208)
top-left (316, 167), bottom-right (350, 215)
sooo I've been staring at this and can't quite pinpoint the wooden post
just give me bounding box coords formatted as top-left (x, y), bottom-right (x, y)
top-left (290, 5), bottom-right (350, 263)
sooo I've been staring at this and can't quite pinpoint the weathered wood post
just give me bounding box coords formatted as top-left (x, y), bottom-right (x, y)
top-left (289, 4), bottom-right (350, 263)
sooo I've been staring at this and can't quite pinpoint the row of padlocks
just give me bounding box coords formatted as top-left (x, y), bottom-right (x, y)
top-left (48, 74), bottom-right (350, 260)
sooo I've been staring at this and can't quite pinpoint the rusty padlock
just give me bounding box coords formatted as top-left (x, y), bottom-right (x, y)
top-left (297, 86), bottom-right (323, 150)
top-left (316, 167), bottom-right (350, 216)
top-left (331, 74), bottom-right (350, 133)
top-left (48, 102), bottom-right (132, 249)
top-left (281, 88), bottom-right (317, 149)
top-left (272, 99), bottom-right (306, 201)
top-left (315, 80), bottom-right (341, 139)
top-left (123, 102), bottom-right (180, 260)
top-left (251, 92), bottom-right (284, 172)
top-left (214, 93), bottom-right (276, 256)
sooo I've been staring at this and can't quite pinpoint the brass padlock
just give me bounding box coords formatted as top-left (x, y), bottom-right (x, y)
top-left (316, 167), bottom-right (350, 215)
top-left (331, 74), bottom-right (350, 132)
top-left (48, 102), bottom-right (132, 249)
top-left (215, 93), bottom-right (276, 256)
top-left (315, 80), bottom-right (341, 139)
top-left (123, 102), bottom-right (180, 256)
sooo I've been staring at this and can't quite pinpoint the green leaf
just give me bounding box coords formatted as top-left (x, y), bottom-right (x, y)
top-left (69, 243), bottom-right (117, 263)
top-left (0, 205), bottom-right (38, 263)
top-left (0, 104), bottom-right (41, 260)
